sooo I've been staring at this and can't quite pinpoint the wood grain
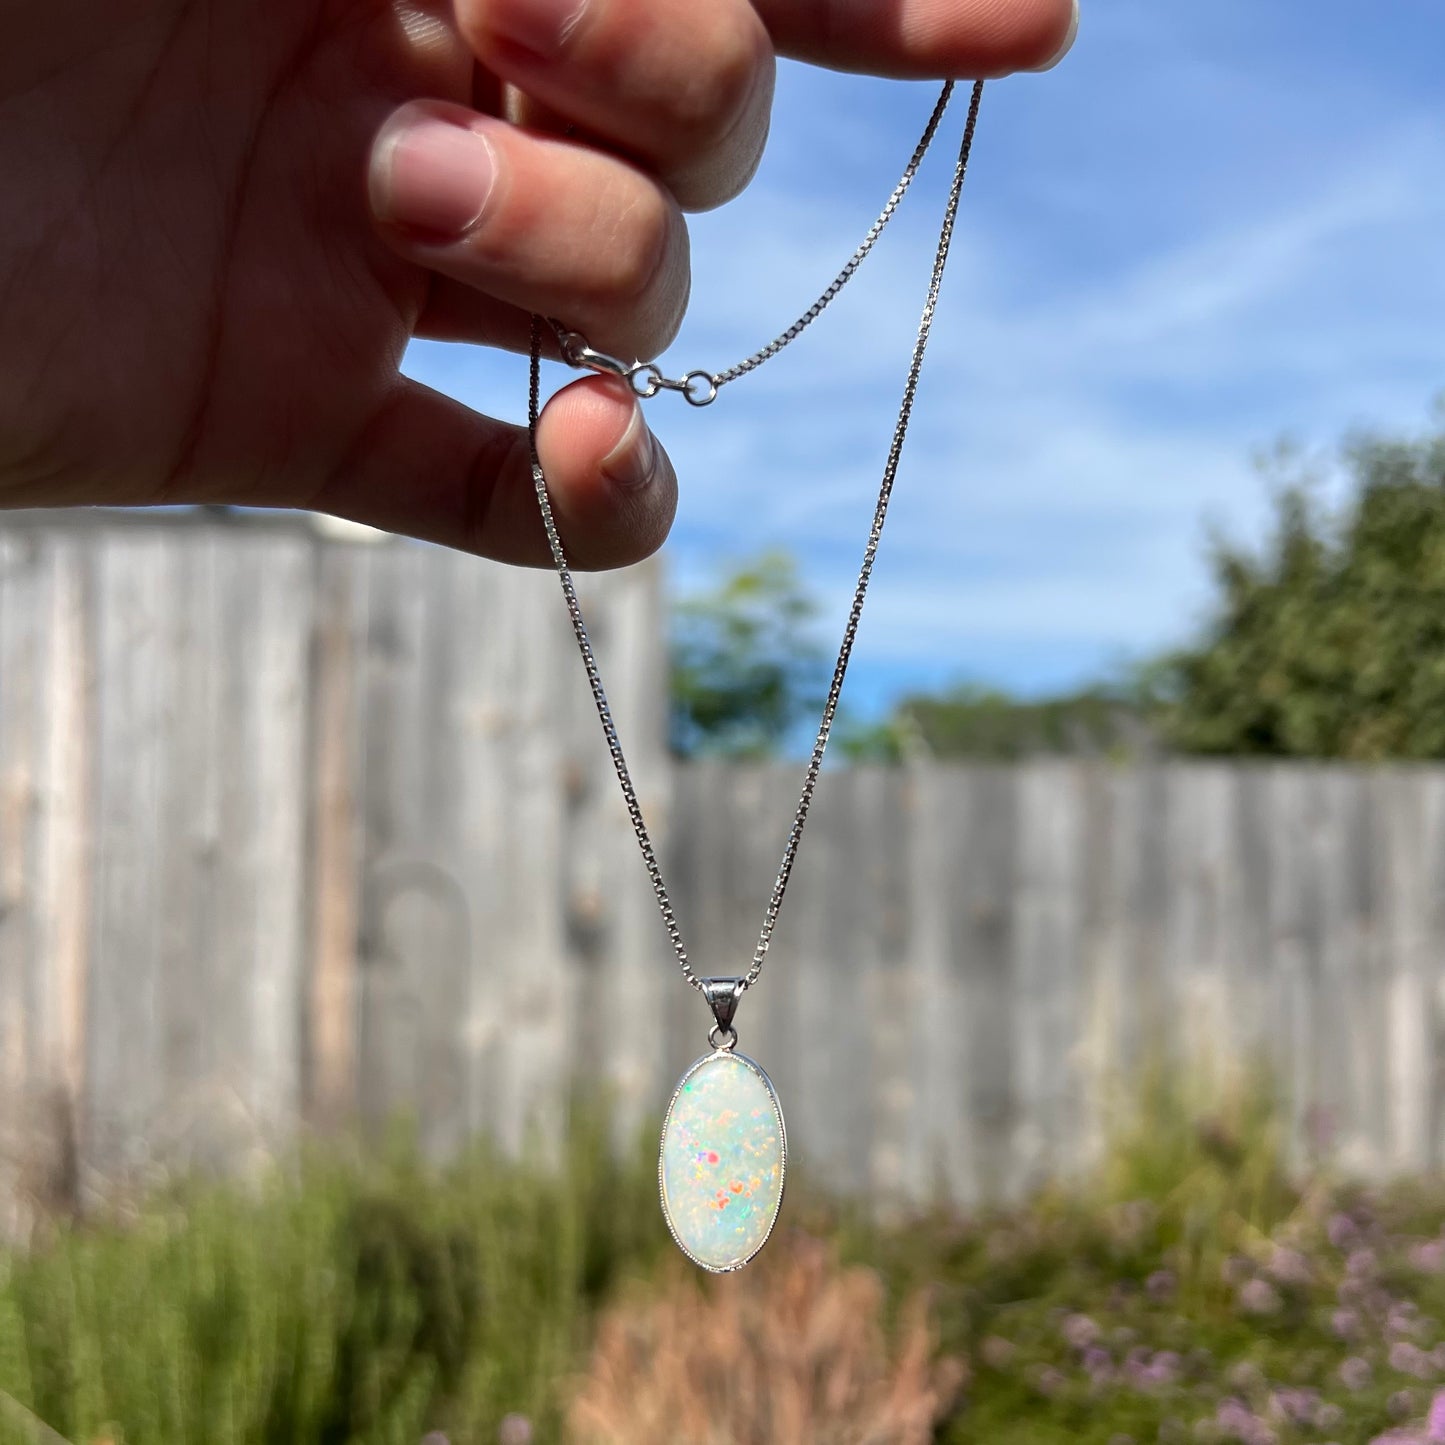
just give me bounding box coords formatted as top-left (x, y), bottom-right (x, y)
top-left (1, 514), bottom-right (1442, 1208)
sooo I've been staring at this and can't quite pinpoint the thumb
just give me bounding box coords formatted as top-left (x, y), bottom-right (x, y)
top-left (308, 374), bottom-right (676, 569)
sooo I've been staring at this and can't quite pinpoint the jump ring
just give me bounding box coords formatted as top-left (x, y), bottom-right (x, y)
top-left (629, 364), bottom-right (664, 399)
top-left (683, 371), bottom-right (719, 407)
top-left (708, 1024), bottom-right (738, 1051)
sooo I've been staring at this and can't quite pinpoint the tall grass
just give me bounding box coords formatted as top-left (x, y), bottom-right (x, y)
top-left (0, 1112), bottom-right (662, 1445)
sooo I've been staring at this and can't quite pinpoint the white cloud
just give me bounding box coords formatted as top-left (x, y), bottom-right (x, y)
top-left (404, 17), bottom-right (1445, 704)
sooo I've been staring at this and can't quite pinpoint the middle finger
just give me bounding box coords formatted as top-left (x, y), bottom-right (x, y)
top-left (370, 98), bottom-right (691, 360)
top-left (455, 0), bottom-right (776, 211)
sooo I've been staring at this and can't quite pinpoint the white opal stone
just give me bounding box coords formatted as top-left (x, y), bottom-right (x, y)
top-left (659, 1050), bottom-right (786, 1272)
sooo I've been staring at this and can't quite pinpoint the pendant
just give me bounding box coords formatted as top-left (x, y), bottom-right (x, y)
top-left (658, 979), bottom-right (786, 1272)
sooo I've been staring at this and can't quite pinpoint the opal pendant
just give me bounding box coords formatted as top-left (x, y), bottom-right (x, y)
top-left (658, 979), bottom-right (786, 1272)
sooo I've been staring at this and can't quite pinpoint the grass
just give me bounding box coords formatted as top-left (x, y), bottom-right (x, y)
top-left (0, 1111), bottom-right (664, 1445)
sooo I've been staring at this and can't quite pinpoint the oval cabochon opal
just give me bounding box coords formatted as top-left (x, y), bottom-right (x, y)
top-left (659, 1050), bottom-right (786, 1272)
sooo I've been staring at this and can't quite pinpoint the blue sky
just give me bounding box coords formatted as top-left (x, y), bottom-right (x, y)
top-left (403, 0), bottom-right (1445, 717)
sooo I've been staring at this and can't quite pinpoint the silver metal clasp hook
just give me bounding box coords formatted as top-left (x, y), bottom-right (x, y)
top-left (553, 326), bottom-right (632, 379)
top-left (702, 976), bottom-right (746, 1050)
top-left (550, 322), bottom-right (720, 407)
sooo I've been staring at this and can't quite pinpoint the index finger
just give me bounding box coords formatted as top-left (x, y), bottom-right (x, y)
top-left (753, 0), bottom-right (1077, 78)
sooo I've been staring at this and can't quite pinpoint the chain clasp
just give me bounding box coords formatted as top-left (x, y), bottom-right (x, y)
top-left (552, 324), bottom-right (720, 407)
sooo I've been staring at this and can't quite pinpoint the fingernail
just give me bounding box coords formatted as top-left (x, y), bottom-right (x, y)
top-left (373, 113), bottom-right (497, 239)
top-left (1027, 0), bottom-right (1079, 71)
top-left (599, 402), bottom-right (658, 491)
top-left (489, 0), bottom-right (590, 59)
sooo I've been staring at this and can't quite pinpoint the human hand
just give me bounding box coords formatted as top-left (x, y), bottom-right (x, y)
top-left (0, 0), bottom-right (1076, 566)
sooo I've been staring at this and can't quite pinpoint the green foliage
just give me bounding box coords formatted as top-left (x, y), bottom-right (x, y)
top-left (838, 683), bottom-right (1152, 763)
top-left (0, 1111), bottom-right (663, 1445)
top-left (669, 552), bottom-right (826, 758)
top-left (1156, 415), bottom-right (1445, 757)
top-left (669, 410), bottom-right (1445, 764)
top-left (4, 1079), bottom-right (1445, 1445)
top-left (825, 1067), bottom-right (1445, 1445)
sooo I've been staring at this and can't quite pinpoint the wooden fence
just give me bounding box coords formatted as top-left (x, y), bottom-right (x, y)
top-left (0, 515), bottom-right (1442, 1215)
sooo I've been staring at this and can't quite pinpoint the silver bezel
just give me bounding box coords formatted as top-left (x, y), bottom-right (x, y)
top-left (658, 1048), bottom-right (788, 1274)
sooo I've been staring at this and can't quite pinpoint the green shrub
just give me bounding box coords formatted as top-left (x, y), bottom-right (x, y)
top-left (823, 1065), bottom-right (1445, 1444)
top-left (0, 1110), bottom-right (662, 1445)
top-left (3, 1074), bottom-right (1445, 1445)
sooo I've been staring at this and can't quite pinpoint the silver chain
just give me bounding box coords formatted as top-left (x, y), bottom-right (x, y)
top-left (528, 79), bottom-right (985, 996)
top-left (548, 79), bottom-right (964, 405)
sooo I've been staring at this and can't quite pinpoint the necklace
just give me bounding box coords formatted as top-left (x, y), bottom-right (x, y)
top-left (527, 79), bottom-right (985, 1271)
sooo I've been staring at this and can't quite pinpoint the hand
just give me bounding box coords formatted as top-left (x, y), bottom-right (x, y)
top-left (0, 0), bottom-right (1076, 567)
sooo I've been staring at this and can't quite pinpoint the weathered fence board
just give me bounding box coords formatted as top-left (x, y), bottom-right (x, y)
top-left (1, 514), bottom-right (1443, 1217)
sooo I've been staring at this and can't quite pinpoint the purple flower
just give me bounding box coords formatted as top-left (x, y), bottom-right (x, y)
top-left (1216, 1398), bottom-right (1277, 1445)
top-left (1238, 1279), bottom-right (1282, 1315)
top-left (1216, 1399), bottom-right (1254, 1430)
top-left (1348, 1247), bottom-right (1379, 1279)
top-left (1266, 1245), bottom-right (1312, 1286)
top-left (1388, 1388), bottom-right (1418, 1419)
top-left (1132, 1358), bottom-right (1176, 1391)
top-left (1318, 1403), bottom-right (1345, 1431)
top-left (1328, 1212), bottom-right (1358, 1249)
top-left (1033, 1365), bottom-right (1067, 1398)
top-left (1340, 1357), bottom-right (1373, 1391)
top-left (980, 1336), bottom-right (1016, 1369)
top-left (1221, 1255), bottom-right (1253, 1287)
top-left (498, 1419), bottom-right (532, 1445)
top-left (1269, 1387), bottom-right (1320, 1426)
top-left (1391, 1302), bottom-right (1424, 1339)
top-left (1147, 1269), bottom-right (1177, 1302)
top-left (1412, 1241), bottom-right (1445, 1275)
top-left (1428, 1390), bottom-right (1445, 1443)
top-left (1151, 1351), bottom-right (1183, 1382)
top-left (1227, 1360), bottom-right (1266, 1395)
top-left (1393, 1341), bottom-right (1435, 1380)
top-left (1082, 1345), bottom-right (1113, 1379)
top-left (1333, 1308), bottom-right (1361, 1339)
top-left (1063, 1313), bottom-right (1101, 1349)
top-left (1338, 1276), bottom-right (1368, 1305)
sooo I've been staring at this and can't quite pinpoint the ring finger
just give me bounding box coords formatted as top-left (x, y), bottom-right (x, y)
top-left (368, 98), bottom-right (690, 361)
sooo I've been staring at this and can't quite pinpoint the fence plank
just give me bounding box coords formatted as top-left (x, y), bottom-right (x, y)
top-left (150, 532), bottom-right (220, 1153)
top-left (0, 534), bottom-right (42, 1103)
top-left (245, 535), bottom-right (312, 1133)
top-left (356, 547), bottom-right (470, 1154)
top-left (307, 543), bottom-right (363, 1127)
top-left (32, 537), bottom-right (90, 1120)
top-left (87, 532), bottom-right (173, 1167)
top-left (1013, 763), bottom-right (1087, 1189)
top-left (2, 516), bottom-right (1444, 1207)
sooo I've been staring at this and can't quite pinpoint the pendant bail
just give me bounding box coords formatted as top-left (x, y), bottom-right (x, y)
top-left (702, 977), bottom-right (745, 1035)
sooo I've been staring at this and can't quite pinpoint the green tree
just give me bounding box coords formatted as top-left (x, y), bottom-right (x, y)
top-left (851, 682), bottom-right (1152, 762)
top-left (669, 551), bottom-right (827, 758)
top-left (1154, 413), bottom-right (1445, 758)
